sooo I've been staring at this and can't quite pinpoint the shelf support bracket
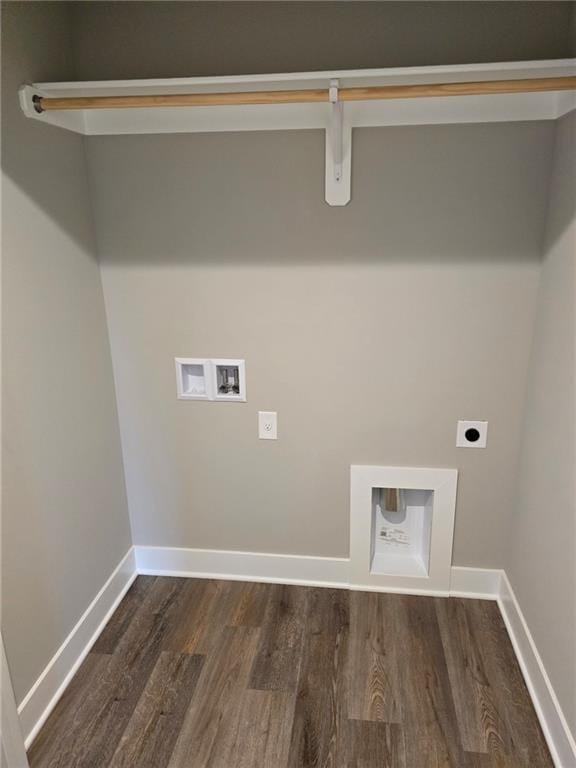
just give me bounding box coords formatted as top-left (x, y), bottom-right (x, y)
top-left (325, 79), bottom-right (351, 206)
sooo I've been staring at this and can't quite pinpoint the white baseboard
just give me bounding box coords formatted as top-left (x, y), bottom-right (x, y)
top-left (136, 546), bottom-right (498, 599)
top-left (498, 572), bottom-right (576, 768)
top-left (449, 565), bottom-right (502, 599)
top-left (18, 547), bottom-right (137, 749)
top-left (135, 545), bottom-right (350, 588)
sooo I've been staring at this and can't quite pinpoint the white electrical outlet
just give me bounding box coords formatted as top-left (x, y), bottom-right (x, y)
top-left (456, 420), bottom-right (488, 448)
top-left (258, 411), bottom-right (277, 440)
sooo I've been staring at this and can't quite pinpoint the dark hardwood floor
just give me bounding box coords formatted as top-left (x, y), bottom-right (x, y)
top-left (28, 577), bottom-right (553, 767)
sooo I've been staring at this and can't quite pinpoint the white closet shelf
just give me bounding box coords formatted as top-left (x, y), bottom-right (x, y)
top-left (20, 58), bottom-right (576, 206)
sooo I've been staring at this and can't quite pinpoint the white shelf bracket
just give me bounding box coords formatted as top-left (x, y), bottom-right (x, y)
top-left (325, 79), bottom-right (352, 206)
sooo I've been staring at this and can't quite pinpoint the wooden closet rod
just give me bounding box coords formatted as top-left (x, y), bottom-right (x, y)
top-left (33, 76), bottom-right (576, 112)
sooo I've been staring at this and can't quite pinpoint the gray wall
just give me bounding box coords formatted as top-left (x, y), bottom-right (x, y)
top-left (87, 122), bottom-right (553, 566)
top-left (505, 110), bottom-right (576, 739)
top-left (1, 3), bottom-right (132, 704)
top-left (71, 1), bottom-right (576, 79)
top-left (1, 0), bottom-right (571, 711)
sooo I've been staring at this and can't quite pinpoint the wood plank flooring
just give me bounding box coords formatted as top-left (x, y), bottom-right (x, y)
top-left (28, 577), bottom-right (553, 768)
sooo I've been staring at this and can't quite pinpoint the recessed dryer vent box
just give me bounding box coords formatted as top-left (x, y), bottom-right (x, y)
top-left (350, 465), bottom-right (458, 594)
top-left (175, 358), bottom-right (246, 401)
top-left (371, 488), bottom-right (433, 579)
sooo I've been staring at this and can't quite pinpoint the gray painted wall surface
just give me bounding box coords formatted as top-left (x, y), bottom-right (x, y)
top-left (505, 110), bottom-right (576, 739)
top-left (2, 0), bottom-right (572, 715)
top-left (1, 3), bottom-right (132, 703)
top-left (71, 1), bottom-right (576, 79)
top-left (86, 122), bottom-right (553, 566)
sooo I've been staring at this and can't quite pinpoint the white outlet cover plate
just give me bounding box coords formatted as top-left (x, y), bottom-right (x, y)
top-left (456, 420), bottom-right (488, 448)
top-left (258, 411), bottom-right (278, 440)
